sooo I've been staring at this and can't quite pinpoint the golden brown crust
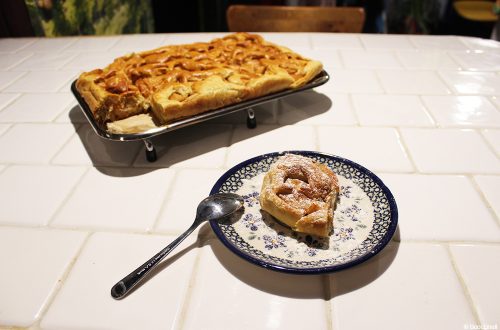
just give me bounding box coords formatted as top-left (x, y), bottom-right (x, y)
top-left (75, 33), bottom-right (323, 131)
top-left (259, 154), bottom-right (339, 237)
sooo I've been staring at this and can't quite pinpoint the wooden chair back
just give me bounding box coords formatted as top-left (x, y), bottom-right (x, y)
top-left (227, 5), bottom-right (365, 33)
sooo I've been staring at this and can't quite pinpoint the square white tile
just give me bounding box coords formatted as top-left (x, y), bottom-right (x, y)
top-left (40, 232), bottom-right (198, 330)
top-left (340, 50), bottom-right (402, 69)
top-left (396, 50), bottom-right (461, 70)
top-left (377, 70), bottom-right (451, 95)
top-left (311, 33), bottom-right (364, 50)
top-left (473, 175), bottom-right (500, 220)
top-left (450, 51), bottom-right (500, 72)
top-left (490, 96), bottom-right (500, 110)
top-left (409, 35), bottom-right (469, 50)
top-left (0, 71), bottom-right (26, 90)
top-left (360, 34), bottom-right (415, 50)
top-left (4, 71), bottom-right (74, 93)
top-left (0, 123), bottom-right (10, 136)
top-left (184, 238), bottom-right (328, 330)
top-left (293, 47), bottom-right (343, 68)
top-left (324, 69), bottom-right (384, 94)
top-left (317, 127), bottom-right (413, 173)
top-left (110, 34), bottom-right (166, 52)
top-left (0, 93), bottom-right (74, 123)
top-left (0, 123), bottom-right (75, 164)
top-left (21, 37), bottom-right (77, 52)
top-left (0, 52), bottom-right (33, 70)
top-left (439, 71), bottom-right (500, 95)
top-left (13, 51), bottom-right (77, 71)
top-left (379, 174), bottom-right (500, 241)
top-left (400, 128), bottom-right (500, 173)
top-left (0, 38), bottom-right (36, 52)
top-left (449, 244), bottom-right (500, 325)
top-left (460, 37), bottom-right (500, 51)
top-left (352, 94), bottom-right (434, 127)
top-left (52, 167), bottom-right (173, 231)
top-left (481, 129), bottom-right (500, 155)
top-left (259, 32), bottom-right (311, 50)
top-left (330, 243), bottom-right (475, 330)
top-left (0, 227), bottom-right (86, 327)
top-left (133, 123), bottom-right (231, 168)
top-left (155, 169), bottom-right (225, 233)
top-left (421, 95), bottom-right (500, 128)
top-left (0, 92), bottom-right (20, 110)
top-left (278, 92), bottom-right (357, 126)
top-left (55, 102), bottom-right (87, 124)
top-left (52, 124), bottom-right (143, 166)
top-left (64, 36), bottom-right (119, 52)
top-left (62, 51), bottom-right (125, 71)
top-left (0, 165), bottom-right (86, 226)
top-left (226, 125), bottom-right (316, 166)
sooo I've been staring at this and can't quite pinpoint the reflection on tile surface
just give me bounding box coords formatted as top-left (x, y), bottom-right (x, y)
top-left (352, 94), bottom-right (433, 127)
top-left (400, 128), bottom-right (500, 173)
top-left (421, 96), bottom-right (500, 128)
top-left (440, 71), bottom-right (500, 95)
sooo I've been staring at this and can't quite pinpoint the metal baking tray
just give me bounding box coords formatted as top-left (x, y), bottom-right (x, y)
top-left (71, 70), bottom-right (329, 161)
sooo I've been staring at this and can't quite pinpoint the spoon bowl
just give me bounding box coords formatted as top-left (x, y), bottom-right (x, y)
top-left (111, 193), bottom-right (244, 299)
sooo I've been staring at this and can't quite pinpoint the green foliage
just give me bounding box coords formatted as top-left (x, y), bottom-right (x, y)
top-left (24, 0), bottom-right (155, 36)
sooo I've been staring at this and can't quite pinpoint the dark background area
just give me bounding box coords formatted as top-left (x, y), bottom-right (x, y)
top-left (0, 0), bottom-right (497, 39)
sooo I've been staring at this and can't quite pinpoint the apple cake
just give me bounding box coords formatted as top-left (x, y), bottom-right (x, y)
top-left (75, 33), bottom-right (323, 133)
top-left (260, 154), bottom-right (339, 237)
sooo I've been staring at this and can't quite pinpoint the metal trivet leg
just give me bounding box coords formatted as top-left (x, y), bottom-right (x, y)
top-left (144, 139), bottom-right (157, 162)
top-left (246, 108), bottom-right (257, 129)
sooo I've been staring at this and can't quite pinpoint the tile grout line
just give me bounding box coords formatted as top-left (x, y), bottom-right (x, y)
top-left (477, 128), bottom-right (500, 161)
top-left (323, 274), bottom-right (334, 330)
top-left (30, 231), bottom-right (93, 328)
top-left (394, 127), bottom-right (418, 174)
top-left (150, 168), bottom-right (179, 233)
top-left (444, 244), bottom-right (482, 325)
top-left (417, 95), bottom-right (439, 127)
top-left (175, 238), bottom-right (205, 330)
top-left (346, 93), bottom-right (361, 127)
top-left (0, 71), bottom-right (29, 93)
top-left (467, 175), bottom-right (500, 228)
top-left (46, 166), bottom-right (91, 227)
top-left (48, 123), bottom-right (83, 165)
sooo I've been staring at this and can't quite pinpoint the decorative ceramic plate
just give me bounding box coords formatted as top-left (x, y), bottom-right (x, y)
top-left (209, 151), bottom-right (398, 274)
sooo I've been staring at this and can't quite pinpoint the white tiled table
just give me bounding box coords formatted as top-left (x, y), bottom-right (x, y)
top-left (0, 32), bottom-right (499, 330)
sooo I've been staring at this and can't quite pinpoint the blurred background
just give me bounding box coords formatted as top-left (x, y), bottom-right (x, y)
top-left (0, 0), bottom-right (498, 39)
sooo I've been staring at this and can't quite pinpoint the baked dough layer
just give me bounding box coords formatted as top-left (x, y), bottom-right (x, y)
top-left (260, 154), bottom-right (339, 237)
top-left (75, 33), bottom-right (323, 132)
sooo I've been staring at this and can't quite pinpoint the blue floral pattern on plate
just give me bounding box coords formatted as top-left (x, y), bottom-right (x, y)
top-left (209, 151), bottom-right (398, 274)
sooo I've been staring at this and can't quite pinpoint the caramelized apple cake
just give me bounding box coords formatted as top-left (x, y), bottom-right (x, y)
top-left (260, 154), bottom-right (339, 237)
top-left (75, 33), bottom-right (323, 133)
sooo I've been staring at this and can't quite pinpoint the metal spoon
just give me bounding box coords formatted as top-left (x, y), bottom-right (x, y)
top-left (110, 193), bottom-right (244, 299)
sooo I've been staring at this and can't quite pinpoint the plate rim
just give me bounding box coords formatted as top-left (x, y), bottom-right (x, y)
top-left (209, 150), bottom-right (399, 274)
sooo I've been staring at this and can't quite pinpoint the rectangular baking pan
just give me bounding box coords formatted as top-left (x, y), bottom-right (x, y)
top-left (71, 70), bottom-right (329, 141)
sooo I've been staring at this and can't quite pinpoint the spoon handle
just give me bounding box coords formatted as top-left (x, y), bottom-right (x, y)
top-left (111, 222), bottom-right (198, 299)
